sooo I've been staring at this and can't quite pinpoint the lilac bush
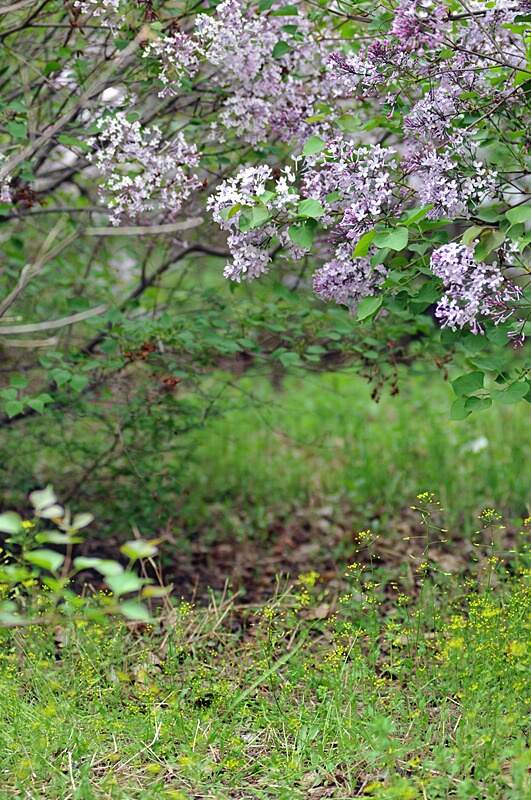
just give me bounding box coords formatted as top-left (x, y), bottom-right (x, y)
top-left (0, 0), bottom-right (529, 419)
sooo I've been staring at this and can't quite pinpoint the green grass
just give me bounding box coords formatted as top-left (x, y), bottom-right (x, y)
top-left (0, 567), bottom-right (529, 799)
top-left (180, 372), bottom-right (530, 536)
top-left (1, 373), bottom-right (529, 798)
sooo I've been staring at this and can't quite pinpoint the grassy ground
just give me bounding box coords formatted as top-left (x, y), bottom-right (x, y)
top-left (0, 560), bottom-right (529, 799)
top-left (180, 372), bottom-right (529, 538)
top-left (1, 375), bottom-right (529, 798)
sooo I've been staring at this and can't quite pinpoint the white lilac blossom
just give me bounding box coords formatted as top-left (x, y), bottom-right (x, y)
top-left (327, 51), bottom-right (385, 95)
top-left (90, 113), bottom-right (200, 224)
top-left (404, 86), bottom-right (461, 144)
top-left (74, 0), bottom-right (121, 23)
top-left (302, 139), bottom-right (396, 238)
top-left (208, 165), bottom-right (274, 228)
top-left (430, 244), bottom-right (521, 333)
top-left (142, 33), bottom-right (200, 97)
top-left (405, 147), bottom-right (496, 219)
top-left (208, 165), bottom-right (276, 281)
top-left (223, 230), bottom-right (273, 282)
top-left (313, 244), bottom-right (387, 308)
top-left (142, 0), bottom-right (338, 145)
top-left (0, 154), bottom-right (11, 203)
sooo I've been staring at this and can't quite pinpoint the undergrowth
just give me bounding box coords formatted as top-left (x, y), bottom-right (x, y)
top-left (0, 515), bottom-right (529, 800)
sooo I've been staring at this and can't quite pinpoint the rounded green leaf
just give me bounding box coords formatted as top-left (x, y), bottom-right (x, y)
top-left (25, 549), bottom-right (64, 573)
top-left (302, 135), bottom-right (326, 157)
top-left (494, 381), bottom-right (529, 404)
top-left (373, 227), bottom-right (409, 251)
top-left (353, 230), bottom-right (376, 258)
top-left (297, 199), bottom-right (325, 219)
top-left (356, 295), bottom-right (383, 321)
top-left (288, 220), bottom-right (316, 249)
top-left (106, 571), bottom-right (144, 596)
top-left (74, 557), bottom-right (124, 576)
top-left (119, 600), bottom-right (153, 622)
top-left (120, 540), bottom-right (158, 561)
top-left (451, 371), bottom-right (484, 397)
top-left (505, 205), bottom-right (531, 225)
top-left (0, 512), bottom-right (22, 535)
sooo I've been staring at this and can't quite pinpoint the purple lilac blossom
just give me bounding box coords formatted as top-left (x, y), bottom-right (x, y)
top-left (302, 139), bottom-right (396, 237)
top-left (313, 243), bottom-right (387, 308)
top-left (391, 0), bottom-right (447, 51)
top-left (430, 243), bottom-right (521, 333)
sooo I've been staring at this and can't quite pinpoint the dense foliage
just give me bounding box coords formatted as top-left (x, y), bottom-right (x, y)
top-left (0, 1), bottom-right (529, 420)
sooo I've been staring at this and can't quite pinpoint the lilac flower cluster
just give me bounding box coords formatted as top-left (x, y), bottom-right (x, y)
top-left (405, 147), bottom-right (497, 219)
top-left (90, 113), bottom-right (200, 224)
top-left (430, 244), bottom-right (521, 333)
top-left (74, 0), bottom-right (121, 24)
top-left (313, 244), bottom-right (387, 309)
top-left (145, 0), bottom-right (337, 145)
top-left (142, 33), bottom-right (200, 97)
top-left (208, 165), bottom-right (276, 282)
top-left (302, 139), bottom-right (397, 239)
top-left (210, 138), bottom-right (397, 291)
top-left (391, 0), bottom-right (447, 52)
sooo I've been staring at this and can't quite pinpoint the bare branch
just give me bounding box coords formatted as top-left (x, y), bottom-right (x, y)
top-left (0, 227), bottom-right (78, 319)
top-left (0, 304), bottom-right (107, 335)
top-left (85, 218), bottom-right (204, 236)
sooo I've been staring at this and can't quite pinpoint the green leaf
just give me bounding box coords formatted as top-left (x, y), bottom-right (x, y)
top-left (7, 120), bottom-right (27, 139)
top-left (57, 134), bottom-right (91, 153)
top-left (119, 600), bottom-right (153, 622)
top-left (401, 206), bottom-right (432, 226)
top-left (288, 219), bottom-right (316, 249)
top-left (10, 375), bottom-right (28, 389)
top-left (450, 398), bottom-right (471, 420)
top-left (29, 485), bottom-right (57, 512)
top-left (106, 571), bottom-right (144, 596)
top-left (297, 199), bottom-right (325, 219)
top-left (70, 374), bottom-right (89, 392)
top-left (0, 512), bottom-right (22, 535)
top-left (71, 512), bottom-right (94, 530)
top-left (302, 135), bottom-right (326, 157)
top-left (4, 400), bottom-right (24, 418)
top-left (27, 393), bottom-right (53, 413)
top-left (493, 381), bottom-right (529, 404)
top-left (356, 295), bottom-right (383, 321)
top-left (25, 549), bottom-right (64, 573)
top-left (50, 369), bottom-right (71, 387)
top-left (238, 213), bottom-right (251, 232)
top-left (452, 371), bottom-right (484, 397)
top-left (248, 204), bottom-right (271, 230)
top-left (353, 230), bottom-right (375, 258)
top-left (272, 41), bottom-right (291, 58)
top-left (270, 4), bottom-right (298, 15)
top-left (474, 229), bottom-right (505, 260)
top-left (279, 351), bottom-right (302, 367)
top-left (475, 205), bottom-right (504, 223)
top-left (142, 584), bottom-right (172, 598)
top-left (226, 203), bottom-right (242, 219)
top-left (120, 539), bottom-right (158, 561)
top-left (36, 531), bottom-right (82, 545)
top-left (505, 205), bottom-right (531, 225)
top-left (461, 226), bottom-right (485, 247)
top-left (464, 396), bottom-right (492, 413)
top-left (73, 557), bottom-right (123, 576)
top-left (373, 227), bottom-right (409, 251)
